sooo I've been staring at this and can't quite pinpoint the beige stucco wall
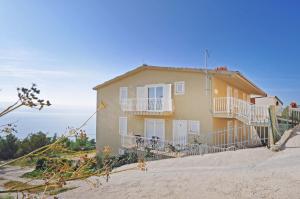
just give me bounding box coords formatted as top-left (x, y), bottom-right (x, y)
top-left (211, 77), bottom-right (252, 136)
top-left (96, 69), bottom-right (213, 154)
top-left (212, 77), bottom-right (251, 101)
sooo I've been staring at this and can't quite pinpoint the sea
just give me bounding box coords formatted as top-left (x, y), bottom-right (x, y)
top-left (0, 105), bottom-right (96, 139)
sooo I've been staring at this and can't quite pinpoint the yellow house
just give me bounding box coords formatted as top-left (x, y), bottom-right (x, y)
top-left (93, 65), bottom-right (268, 155)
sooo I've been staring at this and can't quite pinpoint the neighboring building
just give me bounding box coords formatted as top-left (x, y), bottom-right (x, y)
top-left (93, 65), bottom-right (268, 154)
top-left (251, 96), bottom-right (283, 108)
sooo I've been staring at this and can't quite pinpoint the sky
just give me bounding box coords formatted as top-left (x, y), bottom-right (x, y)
top-left (0, 0), bottom-right (299, 138)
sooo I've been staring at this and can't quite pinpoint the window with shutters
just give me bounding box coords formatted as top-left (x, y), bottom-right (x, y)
top-left (174, 81), bottom-right (185, 95)
top-left (188, 120), bottom-right (200, 134)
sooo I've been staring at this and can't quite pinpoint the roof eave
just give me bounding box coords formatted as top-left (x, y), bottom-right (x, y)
top-left (235, 72), bottom-right (267, 96)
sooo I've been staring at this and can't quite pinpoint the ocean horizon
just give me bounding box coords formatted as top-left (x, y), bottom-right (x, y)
top-left (0, 104), bottom-right (96, 139)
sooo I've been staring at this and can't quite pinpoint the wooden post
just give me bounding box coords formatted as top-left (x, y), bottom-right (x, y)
top-left (268, 105), bottom-right (277, 147)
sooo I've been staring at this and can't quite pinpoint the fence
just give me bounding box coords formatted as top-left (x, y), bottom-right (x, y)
top-left (121, 123), bottom-right (269, 159)
top-left (290, 108), bottom-right (300, 125)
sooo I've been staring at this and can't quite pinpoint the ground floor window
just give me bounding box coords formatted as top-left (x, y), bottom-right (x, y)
top-left (144, 119), bottom-right (165, 140)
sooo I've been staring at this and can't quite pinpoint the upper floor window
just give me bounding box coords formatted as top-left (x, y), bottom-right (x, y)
top-left (174, 81), bottom-right (185, 95)
top-left (119, 87), bottom-right (128, 103)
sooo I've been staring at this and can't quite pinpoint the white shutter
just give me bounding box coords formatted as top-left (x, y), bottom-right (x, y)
top-left (163, 84), bottom-right (172, 111)
top-left (119, 117), bottom-right (127, 135)
top-left (145, 119), bottom-right (155, 139)
top-left (136, 87), bottom-right (148, 111)
top-left (155, 119), bottom-right (165, 140)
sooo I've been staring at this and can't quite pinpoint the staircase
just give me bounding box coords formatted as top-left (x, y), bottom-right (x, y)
top-left (213, 97), bottom-right (270, 126)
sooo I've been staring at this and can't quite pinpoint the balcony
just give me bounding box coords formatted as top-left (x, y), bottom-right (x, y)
top-left (120, 98), bottom-right (174, 116)
top-left (213, 97), bottom-right (269, 125)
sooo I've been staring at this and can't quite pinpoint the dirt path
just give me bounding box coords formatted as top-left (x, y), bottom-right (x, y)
top-left (0, 166), bottom-right (35, 198)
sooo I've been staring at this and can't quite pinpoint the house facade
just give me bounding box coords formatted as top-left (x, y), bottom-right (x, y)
top-left (93, 65), bottom-right (268, 154)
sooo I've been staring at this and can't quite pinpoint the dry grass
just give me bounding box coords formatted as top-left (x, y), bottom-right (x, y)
top-left (3, 180), bottom-right (76, 195)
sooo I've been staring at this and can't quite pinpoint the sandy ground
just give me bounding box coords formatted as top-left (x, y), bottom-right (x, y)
top-left (55, 130), bottom-right (300, 199)
top-left (1, 130), bottom-right (300, 199)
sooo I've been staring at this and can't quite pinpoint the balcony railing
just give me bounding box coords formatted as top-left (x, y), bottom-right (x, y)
top-left (213, 97), bottom-right (269, 125)
top-left (120, 98), bottom-right (173, 115)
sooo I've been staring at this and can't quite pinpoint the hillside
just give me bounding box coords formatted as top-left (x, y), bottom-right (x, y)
top-left (57, 130), bottom-right (300, 199)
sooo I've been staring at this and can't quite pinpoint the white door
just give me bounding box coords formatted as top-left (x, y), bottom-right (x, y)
top-left (227, 86), bottom-right (233, 114)
top-left (147, 86), bottom-right (164, 111)
top-left (173, 120), bottom-right (188, 145)
top-left (233, 89), bottom-right (239, 112)
top-left (227, 121), bottom-right (233, 145)
top-left (119, 117), bottom-right (127, 145)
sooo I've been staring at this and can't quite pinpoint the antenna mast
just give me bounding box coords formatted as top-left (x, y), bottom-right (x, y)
top-left (205, 49), bottom-right (209, 70)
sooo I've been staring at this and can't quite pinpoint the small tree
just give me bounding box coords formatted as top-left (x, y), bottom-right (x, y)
top-left (16, 132), bottom-right (52, 157)
top-left (0, 84), bottom-right (51, 134)
top-left (0, 134), bottom-right (19, 160)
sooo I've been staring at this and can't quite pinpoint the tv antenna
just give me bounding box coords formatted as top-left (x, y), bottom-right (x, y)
top-left (204, 49), bottom-right (209, 70)
top-left (204, 49), bottom-right (210, 96)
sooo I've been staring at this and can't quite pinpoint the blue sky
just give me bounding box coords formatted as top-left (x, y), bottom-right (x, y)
top-left (0, 0), bottom-right (299, 137)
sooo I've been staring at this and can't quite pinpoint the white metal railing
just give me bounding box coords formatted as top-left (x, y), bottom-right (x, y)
top-left (207, 125), bottom-right (269, 148)
top-left (290, 108), bottom-right (300, 118)
top-left (121, 134), bottom-right (187, 151)
top-left (120, 98), bottom-right (173, 112)
top-left (121, 134), bottom-right (222, 157)
top-left (213, 97), bottom-right (269, 124)
top-left (120, 124), bottom-right (269, 157)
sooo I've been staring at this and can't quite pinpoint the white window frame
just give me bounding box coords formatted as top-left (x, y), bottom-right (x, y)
top-left (119, 87), bottom-right (128, 104)
top-left (174, 81), bottom-right (185, 95)
top-left (188, 120), bottom-right (200, 135)
top-left (145, 84), bottom-right (165, 111)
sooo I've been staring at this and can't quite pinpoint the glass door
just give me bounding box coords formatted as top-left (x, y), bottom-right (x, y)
top-left (148, 86), bottom-right (163, 111)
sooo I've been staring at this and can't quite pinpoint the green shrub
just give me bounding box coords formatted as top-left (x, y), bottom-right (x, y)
top-left (35, 158), bottom-right (47, 170)
top-left (96, 151), bottom-right (138, 170)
